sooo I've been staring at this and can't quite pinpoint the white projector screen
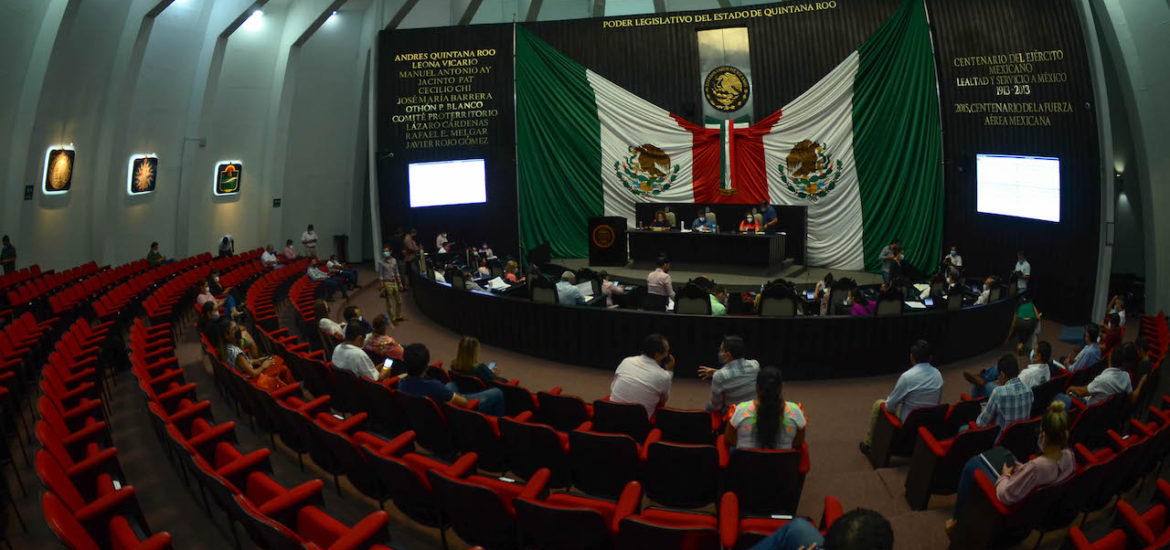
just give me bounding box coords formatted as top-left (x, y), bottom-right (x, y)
top-left (976, 154), bottom-right (1061, 222)
top-left (408, 158), bottom-right (487, 208)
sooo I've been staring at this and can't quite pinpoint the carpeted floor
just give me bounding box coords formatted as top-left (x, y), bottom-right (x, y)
top-left (4, 264), bottom-right (1160, 550)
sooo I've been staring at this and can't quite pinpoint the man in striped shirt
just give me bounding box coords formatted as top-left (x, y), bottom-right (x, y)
top-left (697, 335), bottom-right (760, 415)
top-left (975, 355), bottom-right (1032, 435)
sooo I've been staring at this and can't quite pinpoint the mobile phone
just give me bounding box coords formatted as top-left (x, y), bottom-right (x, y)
top-left (487, 361), bottom-right (497, 371)
top-left (383, 358), bottom-right (395, 371)
top-left (1004, 455), bottom-right (1016, 469)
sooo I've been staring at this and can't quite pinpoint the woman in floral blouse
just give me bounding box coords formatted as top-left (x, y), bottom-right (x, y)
top-left (725, 365), bottom-right (806, 450)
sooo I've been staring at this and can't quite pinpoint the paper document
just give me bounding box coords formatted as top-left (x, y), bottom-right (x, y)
top-left (487, 277), bottom-right (509, 290)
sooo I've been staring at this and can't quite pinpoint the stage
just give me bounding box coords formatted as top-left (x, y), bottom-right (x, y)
top-left (559, 258), bottom-right (883, 293)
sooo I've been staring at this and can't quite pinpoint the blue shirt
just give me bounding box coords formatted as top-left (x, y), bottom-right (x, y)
top-left (760, 206), bottom-right (778, 231)
top-left (397, 376), bottom-right (455, 403)
top-left (886, 362), bottom-right (943, 422)
top-left (977, 378), bottom-right (1033, 434)
top-left (691, 217), bottom-right (716, 231)
top-left (1068, 344), bottom-right (1102, 372)
top-left (555, 281), bottom-right (586, 305)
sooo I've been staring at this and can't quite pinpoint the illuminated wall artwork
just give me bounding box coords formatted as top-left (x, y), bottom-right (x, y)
top-left (43, 146), bottom-right (75, 195)
top-left (127, 154), bottom-right (158, 195)
top-left (214, 161), bottom-right (242, 196)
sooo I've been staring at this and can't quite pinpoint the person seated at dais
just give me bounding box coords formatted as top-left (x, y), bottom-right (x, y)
top-left (648, 210), bottom-right (672, 231)
top-left (691, 211), bottom-right (716, 232)
top-left (738, 211), bottom-right (759, 234)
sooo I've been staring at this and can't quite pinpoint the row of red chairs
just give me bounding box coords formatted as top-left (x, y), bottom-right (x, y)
top-left (36, 315), bottom-right (174, 549)
top-left (128, 318), bottom-right (398, 550)
top-left (47, 261), bottom-right (159, 317)
top-left (5, 262), bottom-right (99, 312)
top-left (0, 264), bottom-right (43, 291)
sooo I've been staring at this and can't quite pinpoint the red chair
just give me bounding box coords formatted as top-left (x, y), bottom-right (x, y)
top-left (569, 423), bottom-right (644, 499)
top-left (491, 379), bottom-right (539, 417)
top-left (614, 501), bottom-right (733, 550)
top-left (444, 402), bottom-right (507, 473)
top-left (235, 487), bottom-right (390, 550)
top-left (536, 389), bottom-right (592, 432)
top-left (722, 492), bottom-right (843, 550)
top-left (42, 492), bottom-right (173, 550)
top-left (722, 440), bottom-right (809, 516)
top-left (904, 424), bottom-right (998, 510)
top-left (396, 391), bottom-right (457, 458)
top-left (428, 455), bottom-right (550, 550)
top-left (995, 417), bottom-right (1042, 461)
top-left (1067, 526), bottom-right (1128, 550)
top-left (652, 407), bottom-right (719, 444)
top-left (35, 451), bottom-right (143, 545)
top-left (942, 397), bottom-right (984, 437)
top-left (499, 412), bottom-right (572, 488)
top-left (867, 403), bottom-right (948, 468)
top-left (640, 430), bottom-right (728, 508)
top-left (947, 464), bottom-right (1073, 550)
top-left (591, 399), bottom-right (652, 441)
top-left (1116, 479), bottom-right (1170, 548)
top-left (514, 476), bottom-right (641, 550)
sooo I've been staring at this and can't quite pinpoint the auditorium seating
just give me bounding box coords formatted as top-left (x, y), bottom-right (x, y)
top-left (905, 424), bottom-right (999, 510)
top-left (867, 402), bottom-right (948, 468)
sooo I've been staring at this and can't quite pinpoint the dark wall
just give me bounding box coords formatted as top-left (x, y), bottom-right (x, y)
top-left (927, 0), bottom-right (1100, 322)
top-left (376, 24), bottom-right (517, 255)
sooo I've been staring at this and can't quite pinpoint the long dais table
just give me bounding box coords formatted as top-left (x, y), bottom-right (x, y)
top-left (627, 229), bottom-right (787, 269)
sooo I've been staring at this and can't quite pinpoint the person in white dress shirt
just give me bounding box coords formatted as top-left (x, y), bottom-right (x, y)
top-left (610, 334), bottom-right (675, 418)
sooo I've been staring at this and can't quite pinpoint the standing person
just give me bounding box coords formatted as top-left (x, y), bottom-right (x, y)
top-left (725, 366), bottom-right (806, 450)
top-left (302, 224), bottom-right (319, 258)
top-left (860, 340), bottom-right (942, 455)
top-left (758, 201), bottom-right (779, 234)
top-left (387, 228), bottom-right (406, 261)
top-left (814, 273), bottom-right (835, 316)
top-left (0, 235), bottom-right (14, 274)
top-left (879, 239), bottom-right (902, 285)
top-left (402, 228), bottom-right (421, 264)
top-left (1014, 250), bottom-right (1031, 293)
top-left (645, 256), bottom-right (675, 312)
top-left (944, 245), bottom-right (963, 270)
top-left (218, 234), bottom-right (234, 257)
top-left (376, 247), bottom-right (404, 323)
top-left (610, 334), bottom-right (675, 418)
top-left (435, 232), bottom-right (449, 252)
top-left (1005, 297), bottom-right (1041, 355)
top-left (146, 242), bottom-right (165, 266)
top-left (697, 335), bottom-right (760, 416)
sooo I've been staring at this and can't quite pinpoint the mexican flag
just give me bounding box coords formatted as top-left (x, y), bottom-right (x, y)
top-left (516, 0), bottom-right (942, 273)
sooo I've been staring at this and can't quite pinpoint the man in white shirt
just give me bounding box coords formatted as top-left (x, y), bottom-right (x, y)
top-left (555, 271), bottom-right (587, 306)
top-left (974, 276), bottom-right (995, 306)
top-left (945, 246), bottom-right (963, 269)
top-left (260, 245), bottom-right (279, 268)
top-left (860, 340), bottom-right (943, 454)
top-left (433, 265), bottom-right (447, 283)
top-left (1014, 251), bottom-right (1031, 292)
top-left (308, 262), bottom-right (347, 300)
top-left (1061, 342), bottom-right (1144, 407)
top-left (610, 334), bottom-right (675, 418)
top-left (302, 225), bottom-right (319, 258)
top-left (1018, 341), bottom-right (1056, 388)
top-left (436, 232), bottom-right (449, 252)
top-left (332, 325), bottom-right (391, 381)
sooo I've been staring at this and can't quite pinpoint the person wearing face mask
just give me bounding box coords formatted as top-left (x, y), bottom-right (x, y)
top-left (1018, 341), bottom-right (1062, 388)
top-left (343, 306), bottom-right (372, 335)
top-left (610, 334), bottom-right (675, 418)
top-left (376, 246), bottom-right (404, 323)
top-left (738, 211), bottom-right (760, 234)
top-left (974, 276), bottom-right (997, 306)
top-left (691, 211), bottom-right (716, 233)
top-left (1063, 323), bottom-right (1102, 372)
top-left (314, 299), bottom-right (344, 340)
top-left (197, 302), bottom-right (223, 345)
top-left (943, 245), bottom-right (963, 270)
top-left (1012, 250), bottom-right (1031, 293)
top-left (697, 335), bottom-right (760, 416)
top-left (218, 320), bottom-right (294, 391)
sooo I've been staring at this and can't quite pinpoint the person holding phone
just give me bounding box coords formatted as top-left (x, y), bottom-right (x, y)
top-left (450, 336), bottom-right (507, 383)
top-left (333, 324), bottom-right (393, 382)
top-left (609, 334), bottom-right (675, 418)
top-left (218, 321), bottom-right (294, 391)
top-left (946, 401), bottom-right (1075, 536)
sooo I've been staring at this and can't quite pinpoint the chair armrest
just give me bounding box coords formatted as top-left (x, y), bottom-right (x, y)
top-left (718, 491), bottom-right (739, 550)
top-left (519, 468), bottom-right (550, 501)
top-left (326, 511), bottom-right (390, 550)
top-left (75, 486), bottom-right (139, 525)
top-left (821, 495), bottom-right (844, 531)
top-left (217, 449), bottom-right (273, 490)
top-left (447, 452), bottom-right (478, 477)
top-left (716, 434), bottom-right (730, 468)
top-left (257, 480), bottom-right (327, 521)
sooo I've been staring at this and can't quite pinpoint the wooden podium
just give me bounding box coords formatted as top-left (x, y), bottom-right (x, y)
top-left (587, 216), bottom-right (627, 266)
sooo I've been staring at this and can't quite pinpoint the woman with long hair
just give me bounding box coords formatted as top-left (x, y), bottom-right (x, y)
top-left (218, 320), bottom-right (295, 392)
top-left (849, 287), bottom-right (876, 317)
top-left (946, 400), bottom-right (1075, 535)
top-left (504, 260), bottom-right (526, 284)
top-left (314, 299), bottom-right (344, 340)
top-left (725, 366), bottom-right (806, 450)
top-left (449, 336), bottom-right (507, 383)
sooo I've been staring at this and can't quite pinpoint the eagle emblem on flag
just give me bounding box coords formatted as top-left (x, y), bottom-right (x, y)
top-left (778, 140), bottom-right (843, 202)
top-left (615, 144), bottom-right (679, 197)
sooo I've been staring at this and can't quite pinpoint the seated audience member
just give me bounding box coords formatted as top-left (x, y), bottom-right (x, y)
top-left (147, 241), bottom-right (166, 266)
top-left (433, 265), bottom-right (447, 283)
top-left (308, 261), bottom-right (348, 300)
top-left (326, 254), bottom-right (358, 289)
top-left (218, 320), bottom-right (294, 391)
top-left (462, 270), bottom-right (487, 291)
top-left (738, 211), bottom-right (760, 234)
top-left (1063, 323), bottom-right (1102, 372)
top-left (196, 302), bottom-right (223, 345)
top-left (197, 279), bottom-right (239, 319)
top-left (1107, 294), bottom-right (1127, 326)
top-left (749, 507), bottom-right (893, 550)
top-left (947, 401), bottom-right (1074, 536)
top-left (974, 356), bottom-right (1032, 434)
top-left (709, 286), bottom-right (728, 316)
top-left (860, 340), bottom-right (942, 454)
top-left (726, 365), bottom-right (805, 450)
top-left (283, 239), bottom-right (298, 261)
top-left (963, 354), bottom-right (1019, 398)
top-left (1100, 314), bottom-right (1122, 353)
top-left (402, 228), bottom-right (421, 264)
top-left (450, 336), bottom-right (507, 383)
top-left (814, 273), bottom-right (835, 316)
top-left (1135, 336), bottom-right (1153, 381)
top-left (314, 299), bottom-right (344, 340)
top-left (555, 271), bottom-right (587, 306)
top-left (1058, 342), bottom-right (1144, 408)
top-left (397, 343), bottom-right (505, 416)
top-left (849, 287), bottom-right (875, 317)
top-left (645, 257), bottom-right (675, 311)
top-left (974, 276), bottom-right (997, 306)
top-left (476, 258), bottom-right (491, 278)
top-left (1006, 298), bottom-right (1040, 355)
top-left (648, 210), bottom-right (672, 230)
top-left (599, 271), bottom-right (626, 308)
top-left (691, 211), bottom-right (716, 232)
top-left (342, 306), bottom-right (372, 335)
top-left (610, 334), bottom-right (675, 418)
top-left (436, 232), bottom-right (450, 252)
top-left (1018, 341), bottom-right (1059, 388)
top-left (697, 335), bottom-right (760, 415)
top-left (333, 324), bottom-right (392, 382)
top-left (504, 260), bottom-right (526, 284)
top-left (363, 314), bottom-right (404, 360)
top-left (260, 245), bottom-right (279, 268)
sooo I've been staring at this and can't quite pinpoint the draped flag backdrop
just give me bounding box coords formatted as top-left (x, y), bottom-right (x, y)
top-left (517, 0), bottom-right (942, 272)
